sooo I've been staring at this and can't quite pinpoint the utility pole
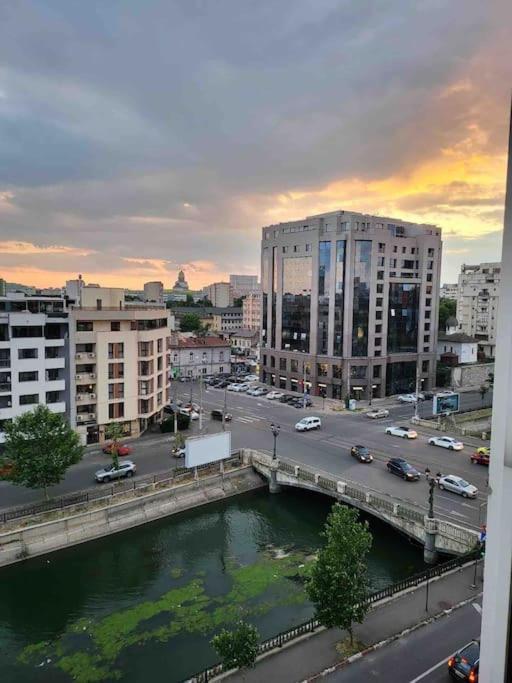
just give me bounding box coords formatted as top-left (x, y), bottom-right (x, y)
top-left (303, 363), bottom-right (307, 409)
top-left (173, 373), bottom-right (178, 434)
top-left (199, 372), bottom-right (203, 432)
top-left (222, 385), bottom-right (227, 431)
top-left (414, 362), bottom-right (421, 420)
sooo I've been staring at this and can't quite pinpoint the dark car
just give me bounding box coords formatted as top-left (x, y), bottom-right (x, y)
top-left (386, 458), bottom-right (420, 481)
top-left (279, 394), bottom-right (295, 403)
top-left (350, 445), bottom-right (373, 463)
top-left (448, 640), bottom-right (479, 681)
top-left (211, 409), bottom-right (232, 422)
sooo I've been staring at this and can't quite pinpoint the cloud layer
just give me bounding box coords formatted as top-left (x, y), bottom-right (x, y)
top-left (0, 0), bottom-right (510, 288)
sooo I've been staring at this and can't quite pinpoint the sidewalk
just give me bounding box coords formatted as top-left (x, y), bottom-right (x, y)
top-left (224, 561), bottom-right (483, 683)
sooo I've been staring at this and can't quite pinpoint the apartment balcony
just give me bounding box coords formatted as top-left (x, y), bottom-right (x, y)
top-left (45, 378), bottom-right (66, 392)
top-left (76, 412), bottom-right (96, 425)
top-left (75, 372), bottom-right (97, 383)
top-left (45, 356), bottom-right (66, 370)
top-left (47, 401), bottom-right (66, 414)
top-left (0, 382), bottom-right (11, 394)
top-left (76, 392), bottom-right (97, 402)
top-left (45, 338), bottom-right (65, 347)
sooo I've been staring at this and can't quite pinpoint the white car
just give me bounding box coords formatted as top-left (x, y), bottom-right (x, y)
top-left (233, 383), bottom-right (250, 392)
top-left (385, 425), bottom-right (418, 439)
top-left (267, 391), bottom-right (284, 400)
top-left (366, 408), bottom-right (390, 419)
top-left (179, 408), bottom-right (199, 420)
top-left (397, 394), bottom-right (417, 404)
top-left (245, 374), bottom-right (259, 382)
top-left (428, 436), bottom-right (464, 451)
top-left (246, 387), bottom-right (259, 396)
top-left (436, 390), bottom-right (456, 398)
top-left (438, 475), bottom-right (478, 498)
top-left (252, 387), bottom-right (268, 396)
top-left (295, 416), bottom-right (322, 432)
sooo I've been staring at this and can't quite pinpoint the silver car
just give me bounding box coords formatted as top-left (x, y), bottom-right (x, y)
top-left (438, 475), bottom-right (478, 498)
top-left (95, 460), bottom-right (136, 483)
top-left (366, 408), bottom-right (389, 419)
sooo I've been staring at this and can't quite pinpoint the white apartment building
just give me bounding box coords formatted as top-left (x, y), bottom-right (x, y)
top-left (0, 294), bottom-right (68, 443)
top-left (229, 274), bottom-right (259, 298)
top-left (440, 283), bottom-right (458, 300)
top-left (202, 282), bottom-right (233, 307)
top-left (242, 292), bottom-right (261, 331)
top-left (457, 262), bottom-right (501, 358)
top-left (143, 281), bottom-right (164, 304)
top-left (169, 336), bottom-right (231, 378)
top-left (210, 308), bottom-right (244, 333)
top-left (69, 286), bottom-right (171, 445)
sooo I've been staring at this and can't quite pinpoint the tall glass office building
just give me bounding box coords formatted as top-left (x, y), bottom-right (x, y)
top-left (260, 210), bottom-right (442, 399)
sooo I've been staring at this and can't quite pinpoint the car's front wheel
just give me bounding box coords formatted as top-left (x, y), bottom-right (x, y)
top-left (103, 476), bottom-right (110, 483)
top-left (462, 491), bottom-right (468, 498)
top-left (439, 483), bottom-right (444, 490)
top-left (127, 471), bottom-right (134, 478)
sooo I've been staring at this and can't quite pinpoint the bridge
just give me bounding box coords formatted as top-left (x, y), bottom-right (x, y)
top-left (244, 449), bottom-right (479, 563)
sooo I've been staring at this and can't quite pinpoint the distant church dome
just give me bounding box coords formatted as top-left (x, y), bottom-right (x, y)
top-left (446, 316), bottom-right (458, 328)
top-left (174, 269), bottom-right (189, 290)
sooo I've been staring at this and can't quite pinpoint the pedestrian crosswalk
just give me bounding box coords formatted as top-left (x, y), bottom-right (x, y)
top-left (235, 415), bottom-right (264, 424)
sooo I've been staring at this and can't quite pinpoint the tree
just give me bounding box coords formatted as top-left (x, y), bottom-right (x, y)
top-left (233, 296), bottom-right (244, 308)
top-left (160, 413), bottom-right (190, 432)
top-left (180, 313), bottom-right (202, 332)
top-left (105, 422), bottom-right (125, 469)
top-left (1, 405), bottom-right (84, 500)
top-left (438, 297), bottom-right (457, 331)
top-left (306, 504), bottom-right (372, 645)
top-left (211, 621), bottom-right (259, 673)
top-left (436, 363), bottom-right (452, 388)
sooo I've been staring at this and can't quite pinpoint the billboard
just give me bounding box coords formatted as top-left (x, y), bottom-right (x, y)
top-left (185, 431), bottom-right (232, 468)
top-left (433, 393), bottom-right (460, 416)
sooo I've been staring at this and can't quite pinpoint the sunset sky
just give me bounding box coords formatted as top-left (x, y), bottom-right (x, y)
top-left (0, 0), bottom-right (511, 290)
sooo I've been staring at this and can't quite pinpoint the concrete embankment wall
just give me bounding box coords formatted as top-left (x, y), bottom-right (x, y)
top-left (0, 467), bottom-right (265, 568)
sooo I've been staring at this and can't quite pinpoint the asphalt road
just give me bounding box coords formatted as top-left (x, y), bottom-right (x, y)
top-left (324, 599), bottom-right (482, 682)
top-left (0, 385), bottom-right (491, 524)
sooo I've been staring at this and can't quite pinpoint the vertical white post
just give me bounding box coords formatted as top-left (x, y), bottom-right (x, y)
top-left (480, 99), bottom-right (512, 682)
top-left (199, 373), bottom-right (203, 432)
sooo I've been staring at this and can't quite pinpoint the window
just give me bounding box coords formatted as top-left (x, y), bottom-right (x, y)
top-left (376, 297), bottom-right (383, 307)
top-left (293, 245), bottom-right (298, 252)
top-left (389, 258), bottom-right (397, 268)
top-left (333, 365), bottom-right (342, 379)
top-left (262, 354), bottom-right (267, 366)
top-left (109, 403), bottom-right (125, 419)
top-left (376, 283), bottom-right (384, 294)
top-left (108, 363), bottom-right (124, 380)
top-left (18, 348), bottom-right (38, 360)
top-left (279, 358), bottom-right (287, 371)
top-left (375, 324), bottom-right (382, 333)
top-left (377, 257), bottom-right (385, 267)
top-left (282, 246), bottom-right (288, 253)
top-left (317, 241), bottom-right (331, 354)
top-left (77, 321), bottom-right (93, 332)
top-left (424, 335), bottom-right (430, 343)
top-left (428, 248), bottom-right (435, 257)
top-left (426, 298), bottom-right (431, 307)
top-left (334, 240), bottom-right (346, 356)
top-left (157, 338), bottom-right (163, 353)
top-left (427, 261), bottom-right (434, 270)
top-left (377, 271), bottom-right (384, 280)
top-left (387, 283), bottom-right (419, 353)
top-left (373, 365), bottom-right (381, 378)
top-left (350, 366), bottom-right (366, 379)
top-left (402, 260), bottom-right (415, 269)
top-left (109, 383), bottom-right (124, 399)
top-left (291, 359), bottom-right (298, 372)
top-left (46, 368), bottom-right (59, 381)
top-left (422, 360), bottom-right (429, 373)
top-left (305, 244), bottom-right (311, 252)
top-left (317, 363), bottom-right (328, 377)
top-left (376, 310), bottom-right (382, 320)
top-left (270, 356), bottom-right (275, 368)
top-left (402, 246), bottom-right (406, 254)
top-left (220, 351), bottom-right (224, 361)
top-left (12, 326), bottom-right (43, 338)
top-left (378, 243), bottom-right (385, 253)
top-left (19, 371), bottom-right (38, 382)
top-left (20, 394), bottom-right (38, 405)
top-left (423, 346), bottom-right (429, 352)
top-left (111, 322), bottom-right (120, 332)
top-left (375, 337), bottom-right (381, 347)
top-left (157, 374), bottom-right (163, 388)
top-left (96, 299), bottom-right (102, 311)
top-left (426, 273), bottom-right (433, 282)
top-left (375, 350), bottom-right (381, 356)
top-left (281, 256), bottom-right (312, 353)
top-left (109, 342), bottom-right (124, 359)
top-left (393, 245), bottom-right (398, 253)
top-left (425, 322), bottom-right (430, 331)
top-left (45, 347), bottom-right (60, 359)
top-left (425, 310), bottom-right (431, 319)
top-left (426, 285), bottom-right (432, 295)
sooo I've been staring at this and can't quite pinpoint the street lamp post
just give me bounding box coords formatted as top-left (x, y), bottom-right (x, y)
top-left (424, 468), bottom-right (441, 518)
top-left (270, 423), bottom-right (280, 460)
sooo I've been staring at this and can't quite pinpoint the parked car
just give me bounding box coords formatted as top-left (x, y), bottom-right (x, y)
top-left (245, 374), bottom-right (259, 382)
top-left (279, 394), bottom-right (295, 403)
top-left (180, 408), bottom-right (199, 420)
top-left (428, 436), bottom-right (464, 451)
top-left (246, 387), bottom-right (259, 396)
top-left (267, 391), bottom-right (284, 400)
top-left (397, 393), bottom-right (417, 404)
top-left (386, 458), bottom-right (420, 481)
top-left (211, 409), bottom-right (232, 422)
top-left (422, 391), bottom-right (434, 400)
top-left (471, 448), bottom-right (490, 466)
top-left (385, 425), bottom-right (418, 439)
top-left (251, 387), bottom-right (268, 396)
top-left (295, 416), bottom-right (321, 432)
top-left (350, 445), bottom-right (373, 463)
top-left (95, 460), bottom-right (136, 483)
top-left (438, 475), bottom-right (478, 498)
top-left (448, 640), bottom-right (479, 681)
top-left (102, 443), bottom-right (133, 457)
top-left (436, 390), bottom-right (456, 398)
top-left (366, 408), bottom-right (389, 419)
top-left (227, 383), bottom-right (240, 391)
top-left (171, 446), bottom-right (185, 458)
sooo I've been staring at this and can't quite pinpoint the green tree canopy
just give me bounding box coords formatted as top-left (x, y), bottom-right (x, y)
top-left (438, 297), bottom-right (457, 331)
top-left (1, 405), bottom-right (84, 500)
top-left (105, 422), bottom-right (125, 469)
top-left (211, 620), bottom-right (259, 672)
top-left (306, 504), bottom-right (372, 644)
top-left (180, 313), bottom-right (202, 332)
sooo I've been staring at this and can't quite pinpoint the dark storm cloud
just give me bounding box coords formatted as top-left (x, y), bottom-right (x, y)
top-left (0, 0), bottom-right (510, 285)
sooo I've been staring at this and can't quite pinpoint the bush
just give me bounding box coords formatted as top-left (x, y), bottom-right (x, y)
top-left (160, 413), bottom-right (190, 432)
top-left (211, 621), bottom-right (260, 672)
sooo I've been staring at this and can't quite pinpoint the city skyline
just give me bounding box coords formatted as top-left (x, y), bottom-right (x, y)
top-left (0, 1), bottom-right (510, 288)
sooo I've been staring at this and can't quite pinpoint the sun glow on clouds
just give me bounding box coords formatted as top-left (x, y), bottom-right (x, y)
top-left (0, 241), bottom-right (94, 256)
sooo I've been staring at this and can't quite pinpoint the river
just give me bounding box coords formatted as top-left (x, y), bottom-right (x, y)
top-left (0, 488), bottom-right (425, 682)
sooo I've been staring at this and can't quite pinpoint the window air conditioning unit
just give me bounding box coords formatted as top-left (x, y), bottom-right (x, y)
top-left (88, 353), bottom-right (95, 358)
top-left (76, 395), bottom-right (83, 401)
top-left (90, 393), bottom-right (96, 399)
top-left (76, 353), bottom-right (83, 360)
top-left (90, 373), bottom-right (96, 379)
top-left (7, 401), bottom-right (12, 407)
top-left (75, 374), bottom-right (82, 380)
top-left (77, 415), bottom-right (84, 422)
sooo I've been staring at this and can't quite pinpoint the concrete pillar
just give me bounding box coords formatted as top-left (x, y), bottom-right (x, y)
top-left (269, 462), bottom-right (282, 494)
top-left (424, 517), bottom-right (438, 565)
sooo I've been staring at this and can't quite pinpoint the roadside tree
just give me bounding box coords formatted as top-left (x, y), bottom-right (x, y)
top-left (211, 620), bottom-right (260, 673)
top-left (105, 422), bottom-right (125, 469)
top-left (306, 503), bottom-right (372, 645)
top-left (1, 405), bottom-right (84, 500)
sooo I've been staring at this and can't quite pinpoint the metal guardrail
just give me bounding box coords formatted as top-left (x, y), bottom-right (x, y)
top-left (0, 453), bottom-right (243, 525)
top-left (185, 549), bottom-right (480, 682)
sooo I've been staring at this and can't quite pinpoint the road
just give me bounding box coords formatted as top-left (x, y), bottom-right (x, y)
top-left (324, 599), bottom-right (482, 682)
top-left (0, 385), bottom-right (491, 527)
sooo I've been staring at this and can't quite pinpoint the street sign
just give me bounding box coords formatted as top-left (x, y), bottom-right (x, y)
top-left (433, 392), bottom-right (460, 416)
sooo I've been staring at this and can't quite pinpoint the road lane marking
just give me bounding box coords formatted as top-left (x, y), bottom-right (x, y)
top-left (472, 602), bottom-right (482, 614)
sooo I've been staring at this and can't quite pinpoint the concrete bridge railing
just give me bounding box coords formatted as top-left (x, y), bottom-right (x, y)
top-left (242, 449), bottom-right (479, 563)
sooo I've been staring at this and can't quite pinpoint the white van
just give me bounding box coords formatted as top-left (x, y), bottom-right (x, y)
top-left (295, 416), bottom-right (322, 432)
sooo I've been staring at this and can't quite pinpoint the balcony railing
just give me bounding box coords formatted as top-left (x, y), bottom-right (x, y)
top-left (0, 383), bottom-right (11, 393)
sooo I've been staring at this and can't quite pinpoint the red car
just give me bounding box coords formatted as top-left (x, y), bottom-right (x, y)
top-left (102, 443), bottom-right (133, 457)
top-left (470, 450), bottom-right (490, 466)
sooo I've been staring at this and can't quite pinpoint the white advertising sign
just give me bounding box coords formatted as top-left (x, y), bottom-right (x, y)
top-left (185, 431), bottom-right (232, 468)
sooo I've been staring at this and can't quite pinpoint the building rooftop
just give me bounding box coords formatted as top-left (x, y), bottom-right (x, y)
top-left (230, 329), bottom-right (259, 338)
top-left (438, 332), bottom-right (477, 344)
top-left (170, 336), bottom-right (231, 348)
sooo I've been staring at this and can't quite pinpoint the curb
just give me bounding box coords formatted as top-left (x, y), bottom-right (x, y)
top-left (302, 590), bottom-right (483, 682)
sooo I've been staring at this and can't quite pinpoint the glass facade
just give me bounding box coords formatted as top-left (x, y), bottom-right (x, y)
top-left (334, 240), bottom-right (346, 356)
top-left (262, 247), bottom-right (269, 346)
top-left (386, 361), bottom-right (416, 395)
top-left (352, 240), bottom-right (372, 356)
top-left (271, 246), bottom-right (277, 348)
top-left (387, 283), bottom-right (419, 353)
top-left (317, 241), bottom-right (331, 354)
top-left (281, 256), bottom-right (312, 353)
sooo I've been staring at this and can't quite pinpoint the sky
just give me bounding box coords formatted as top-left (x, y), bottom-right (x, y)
top-left (0, 0), bottom-right (511, 290)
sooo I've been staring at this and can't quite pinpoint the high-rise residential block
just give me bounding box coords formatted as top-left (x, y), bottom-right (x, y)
top-left (143, 281), bottom-right (164, 304)
top-left (229, 274), bottom-right (259, 298)
top-left (440, 283), bottom-right (458, 300)
top-left (260, 210), bottom-right (442, 399)
top-left (202, 282), bottom-right (233, 307)
top-left (456, 262), bottom-right (501, 359)
top-left (0, 293), bottom-right (68, 443)
top-left (242, 292), bottom-right (261, 331)
top-left (68, 286), bottom-right (171, 445)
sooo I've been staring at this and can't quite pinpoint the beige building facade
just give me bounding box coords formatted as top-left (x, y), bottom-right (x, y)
top-left (69, 286), bottom-right (171, 444)
top-left (242, 292), bottom-right (261, 331)
top-left (457, 262), bottom-right (501, 358)
top-left (202, 282), bottom-right (233, 307)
